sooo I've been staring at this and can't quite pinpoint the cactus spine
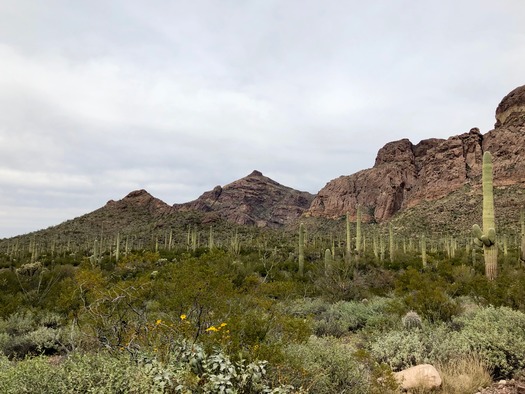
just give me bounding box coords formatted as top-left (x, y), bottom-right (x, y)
top-left (298, 223), bottom-right (305, 277)
top-left (472, 151), bottom-right (498, 280)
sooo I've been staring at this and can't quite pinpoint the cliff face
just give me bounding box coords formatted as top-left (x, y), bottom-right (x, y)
top-left (173, 170), bottom-right (315, 227)
top-left (308, 85), bottom-right (525, 222)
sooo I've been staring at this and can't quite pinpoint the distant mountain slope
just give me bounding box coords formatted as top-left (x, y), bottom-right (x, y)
top-left (307, 85), bottom-right (525, 223)
top-left (173, 170), bottom-right (315, 227)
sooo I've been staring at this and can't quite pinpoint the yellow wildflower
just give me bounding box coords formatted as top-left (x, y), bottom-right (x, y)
top-left (155, 319), bottom-right (162, 325)
top-left (205, 326), bottom-right (219, 332)
top-left (180, 314), bottom-right (187, 320)
top-left (220, 322), bottom-right (227, 328)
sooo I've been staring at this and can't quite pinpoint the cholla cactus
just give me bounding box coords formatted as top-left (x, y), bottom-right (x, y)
top-left (402, 311), bottom-right (423, 330)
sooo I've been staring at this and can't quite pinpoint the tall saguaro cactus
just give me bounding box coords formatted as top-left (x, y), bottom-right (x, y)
top-left (472, 151), bottom-right (498, 280)
top-left (345, 212), bottom-right (352, 265)
top-left (356, 205), bottom-right (362, 258)
top-left (298, 223), bottom-right (305, 277)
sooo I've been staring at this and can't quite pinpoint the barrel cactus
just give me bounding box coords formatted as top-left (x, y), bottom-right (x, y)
top-left (402, 311), bottom-right (423, 330)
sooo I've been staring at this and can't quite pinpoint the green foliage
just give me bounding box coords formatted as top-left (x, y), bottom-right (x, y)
top-left (284, 336), bottom-right (370, 393)
top-left (0, 344), bottom-right (293, 393)
top-left (453, 305), bottom-right (525, 378)
top-left (313, 298), bottom-right (396, 337)
top-left (394, 267), bottom-right (462, 322)
top-left (369, 323), bottom-right (467, 371)
top-left (0, 311), bottom-right (66, 358)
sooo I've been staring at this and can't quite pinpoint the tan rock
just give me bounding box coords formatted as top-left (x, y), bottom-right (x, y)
top-left (394, 364), bottom-right (442, 390)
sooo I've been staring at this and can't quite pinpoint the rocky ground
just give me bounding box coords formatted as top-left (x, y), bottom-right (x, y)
top-left (476, 379), bottom-right (525, 394)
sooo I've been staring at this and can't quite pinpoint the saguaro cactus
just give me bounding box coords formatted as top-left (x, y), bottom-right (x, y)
top-left (345, 212), bottom-right (352, 265)
top-left (472, 151), bottom-right (498, 280)
top-left (324, 248), bottom-right (333, 276)
top-left (421, 234), bottom-right (427, 268)
top-left (356, 205), bottom-right (362, 258)
top-left (298, 223), bottom-right (305, 277)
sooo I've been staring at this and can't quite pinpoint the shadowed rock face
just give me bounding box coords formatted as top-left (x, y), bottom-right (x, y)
top-left (308, 85), bottom-right (525, 222)
top-left (173, 170), bottom-right (315, 227)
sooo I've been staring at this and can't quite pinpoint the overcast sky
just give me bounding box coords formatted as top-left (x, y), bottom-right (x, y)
top-left (1, 1), bottom-right (524, 238)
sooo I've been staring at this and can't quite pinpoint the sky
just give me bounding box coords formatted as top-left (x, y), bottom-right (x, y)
top-left (1, 1), bottom-right (525, 238)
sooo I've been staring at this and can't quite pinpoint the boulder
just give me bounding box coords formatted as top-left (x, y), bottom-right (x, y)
top-left (394, 364), bottom-right (442, 390)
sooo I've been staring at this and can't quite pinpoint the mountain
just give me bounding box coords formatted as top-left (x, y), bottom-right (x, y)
top-left (173, 170), bottom-right (315, 227)
top-left (3, 85), bottom-right (525, 244)
top-left (307, 85), bottom-right (525, 225)
top-left (0, 172), bottom-right (315, 250)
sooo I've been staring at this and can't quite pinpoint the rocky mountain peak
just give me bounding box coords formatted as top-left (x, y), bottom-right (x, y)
top-left (174, 172), bottom-right (315, 227)
top-left (248, 170), bottom-right (263, 177)
top-left (495, 84), bottom-right (525, 128)
top-left (105, 189), bottom-right (171, 215)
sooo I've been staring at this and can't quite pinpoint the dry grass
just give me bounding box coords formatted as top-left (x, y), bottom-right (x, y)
top-left (436, 355), bottom-right (493, 394)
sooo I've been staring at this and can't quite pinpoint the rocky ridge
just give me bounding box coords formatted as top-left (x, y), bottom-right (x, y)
top-left (307, 85), bottom-right (525, 222)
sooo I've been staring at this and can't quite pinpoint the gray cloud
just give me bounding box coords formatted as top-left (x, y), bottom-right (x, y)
top-left (1, 0), bottom-right (525, 237)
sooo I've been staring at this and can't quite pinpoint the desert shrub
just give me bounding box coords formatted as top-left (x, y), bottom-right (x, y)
top-left (369, 323), bottom-right (468, 371)
top-left (0, 311), bottom-right (65, 358)
top-left (394, 267), bottom-right (462, 322)
top-left (171, 340), bottom-right (293, 393)
top-left (369, 329), bottom-right (428, 370)
top-left (284, 336), bottom-right (369, 393)
top-left (0, 344), bottom-right (293, 393)
top-left (313, 297), bottom-right (396, 337)
top-left (278, 297), bottom-right (329, 318)
top-left (453, 305), bottom-right (525, 378)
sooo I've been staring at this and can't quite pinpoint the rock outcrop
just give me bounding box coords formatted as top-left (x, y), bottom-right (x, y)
top-left (173, 170), bottom-right (315, 227)
top-left (105, 189), bottom-right (172, 215)
top-left (308, 85), bottom-right (525, 222)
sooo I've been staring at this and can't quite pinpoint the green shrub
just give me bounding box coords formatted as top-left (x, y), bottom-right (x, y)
top-left (312, 298), bottom-right (396, 337)
top-left (369, 323), bottom-right (468, 371)
top-left (394, 268), bottom-right (462, 322)
top-left (284, 336), bottom-right (369, 393)
top-left (0, 311), bottom-right (65, 358)
top-left (454, 305), bottom-right (525, 378)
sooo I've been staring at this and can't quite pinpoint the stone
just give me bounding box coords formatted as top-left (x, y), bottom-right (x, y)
top-left (394, 364), bottom-right (442, 390)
